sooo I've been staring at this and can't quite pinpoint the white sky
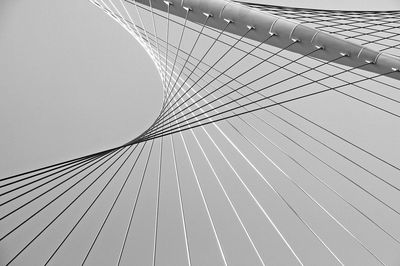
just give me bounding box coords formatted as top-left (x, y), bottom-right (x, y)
top-left (1, 1), bottom-right (400, 265)
top-left (1, 1), bottom-right (399, 175)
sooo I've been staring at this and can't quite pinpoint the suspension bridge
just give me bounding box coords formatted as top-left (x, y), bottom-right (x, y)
top-left (1, 0), bottom-right (400, 265)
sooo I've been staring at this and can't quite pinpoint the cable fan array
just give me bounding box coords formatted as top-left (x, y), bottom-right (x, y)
top-left (1, 0), bottom-right (400, 265)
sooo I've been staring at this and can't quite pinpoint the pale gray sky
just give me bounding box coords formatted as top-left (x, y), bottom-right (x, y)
top-left (1, 1), bottom-right (400, 265)
top-left (1, 0), bottom-right (399, 176)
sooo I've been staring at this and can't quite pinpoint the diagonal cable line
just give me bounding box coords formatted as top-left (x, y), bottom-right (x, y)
top-left (162, 1), bottom-right (172, 87)
top-left (140, 60), bottom-right (400, 201)
top-left (136, 46), bottom-right (400, 199)
top-left (152, 116), bottom-right (165, 266)
top-left (231, 122), bottom-right (383, 264)
top-left (170, 134), bottom-right (192, 266)
top-left (197, 65), bottom-right (400, 244)
top-left (144, 42), bottom-right (327, 137)
top-left (134, 12), bottom-right (212, 140)
top-left (44, 144), bottom-right (139, 265)
top-left (141, 68), bottom-right (400, 202)
top-left (189, 121), bottom-right (267, 266)
top-left (140, 46), bottom-right (334, 139)
top-left (139, 64), bottom-right (391, 141)
top-left (163, 6), bottom-right (191, 101)
top-left (80, 143), bottom-right (146, 264)
top-left (158, 19), bottom-right (237, 122)
top-left (236, 112), bottom-right (400, 245)
top-left (148, 0), bottom-right (163, 80)
top-left (145, 36), bottom-right (304, 136)
top-left (157, 66), bottom-right (400, 219)
top-left (139, 34), bottom-right (400, 173)
top-left (0, 147), bottom-right (123, 241)
top-left (178, 128), bottom-right (229, 266)
top-left (191, 67), bottom-right (400, 245)
top-left (119, 5), bottom-right (400, 107)
top-left (0, 149), bottom-right (118, 222)
top-left (0, 154), bottom-right (97, 192)
top-left (117, 140), bottom-right (154, 266)
top-left (5, 1), bottom-right (400, 265)
top-left (170, 72), bottom-right (387, 264)
top-left (155, 44), bottom-right (400, 174)
top-left (170, 83), bottom-right (303, 265)
top-left (156, 16), bottom-right (233, 126)
top-left (135, 20), bottom-right (400, 104)
top-left (0, 154), bottom-right (103, 206)
top-left (4, 145), bottom-right (132, 265)
top-left (0, 147), bottom-right (119, 183)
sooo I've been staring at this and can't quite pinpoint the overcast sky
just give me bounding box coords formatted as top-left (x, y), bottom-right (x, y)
top-left (1, 1), bottom-right (400, 265)
top-left (1, 0), bottom-right (399, 176)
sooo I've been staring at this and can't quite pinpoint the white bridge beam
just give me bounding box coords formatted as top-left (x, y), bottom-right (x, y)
top-left (132, 0), bottom-right (400, 80)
